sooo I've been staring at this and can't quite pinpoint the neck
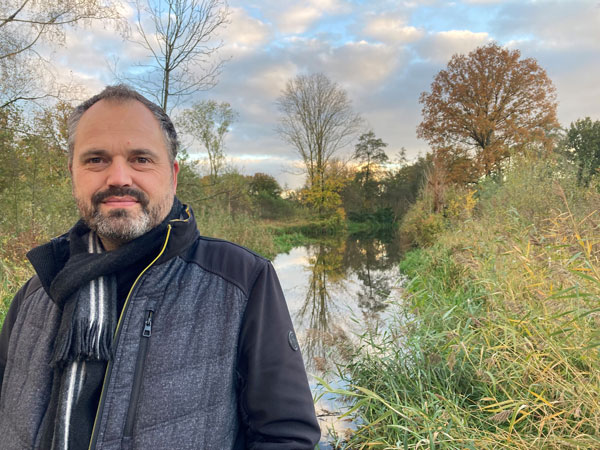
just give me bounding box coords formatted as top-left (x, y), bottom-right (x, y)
top-left (98, 236), bottom-right (121, 251)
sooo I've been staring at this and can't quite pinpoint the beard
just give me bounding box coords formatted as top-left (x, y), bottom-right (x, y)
top-left (75, 186), bottom-right (173, 246)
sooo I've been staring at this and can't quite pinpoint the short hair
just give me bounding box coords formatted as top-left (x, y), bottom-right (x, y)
top-left (67, 84), bottom-right (179, 164)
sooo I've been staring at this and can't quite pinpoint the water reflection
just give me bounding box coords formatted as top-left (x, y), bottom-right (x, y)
top-left (296, 239), bottom-right (347, 373)
top-left (273, 233), bottom-right (404, 374)
top-left (344, 236), bottom-right (401, 314)
top-left (273, 233), bottom-right (404, 444)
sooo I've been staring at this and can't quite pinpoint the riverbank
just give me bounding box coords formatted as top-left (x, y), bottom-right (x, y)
top-left (330, 157), bottom-right (600, 448)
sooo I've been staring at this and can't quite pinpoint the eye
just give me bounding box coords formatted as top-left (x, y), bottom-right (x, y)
top-left (134, 156), bottom-right (151, 164)
top-left (87, 157), bottom-right (104, 164)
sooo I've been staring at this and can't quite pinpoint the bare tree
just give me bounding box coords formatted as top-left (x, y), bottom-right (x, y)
top-left (276, 73), bottom-right (362, 213)
top-left (127, 0), bottom-right (229, 112)
top-left (177, 99), bottom-right (237, 180)
top-left (0, 0), bottom-right (122, 108)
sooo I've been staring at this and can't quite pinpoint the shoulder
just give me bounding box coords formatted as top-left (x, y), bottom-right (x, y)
top-left (180, 235), bottom-right (271, 298)
top-left (8, 275), bottom-right (46, 319)
top-left (11, 275), bottom-right (44, 311)
top-left (22, 275), bottom-right (43, 299)
top-left (0, 275), bottom-right (46, 354)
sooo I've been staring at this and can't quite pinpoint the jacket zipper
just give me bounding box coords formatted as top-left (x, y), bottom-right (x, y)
top-left (87, 225), bottom-right (172, 450)
top-left (123, 309), bottom-right (154, 437)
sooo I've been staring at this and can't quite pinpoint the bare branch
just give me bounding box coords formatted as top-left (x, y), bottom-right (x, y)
top-left (126, 0), bottom-right (230, 112)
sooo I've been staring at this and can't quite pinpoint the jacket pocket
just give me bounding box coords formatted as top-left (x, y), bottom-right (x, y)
top-left (123, 308), bottom-right (154, 438)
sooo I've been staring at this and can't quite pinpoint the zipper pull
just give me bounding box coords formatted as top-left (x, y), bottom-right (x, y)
top-left (142, 310), bottom-right (154, 337)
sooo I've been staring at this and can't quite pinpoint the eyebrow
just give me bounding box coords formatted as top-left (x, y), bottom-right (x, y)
top-left (78, 148), bottom-right (160, 161)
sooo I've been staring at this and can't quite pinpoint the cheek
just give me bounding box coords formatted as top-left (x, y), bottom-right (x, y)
top-left (72, 173), bottom-right (100, 197)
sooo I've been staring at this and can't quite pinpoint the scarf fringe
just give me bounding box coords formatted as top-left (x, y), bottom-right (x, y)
top-left (51, 320), bottom-right (114, 367)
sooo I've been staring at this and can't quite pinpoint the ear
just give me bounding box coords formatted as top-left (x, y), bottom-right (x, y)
top-left (172, 160), bottom-right (180, 191)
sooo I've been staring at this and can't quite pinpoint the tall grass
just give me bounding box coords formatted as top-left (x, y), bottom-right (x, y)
top-left (327, 156), bottom-right (600, 448)
top-left (0, 231), bottom-right (38, 327)
top-left (194, 207), bottom-right (279, 258)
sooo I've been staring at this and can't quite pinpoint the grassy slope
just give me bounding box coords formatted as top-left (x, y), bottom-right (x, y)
top-left (331, 157), bottom-right (600, 449)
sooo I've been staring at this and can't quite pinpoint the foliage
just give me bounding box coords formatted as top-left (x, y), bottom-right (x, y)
top-left (399, 165), bottom-right (477, 247)
top-left (399, 199), bottom-right (446, 247)
top-left (277, 73), bottom-right (362, 216)
top-left (378, 155), bottom-right (429, 222)
top-left (249, 172), bottom-right (282, 197)
top-left (0, 102), bottom-right (78, 237)
top-left (353, 131), bottom-right (388, 204)
top-left (351, 131), bottom-right (389, 212)
top-left (127, 0), bottom-right (229, 112)
top-left (177, 100), bottom-right (237, 179)
top-left (175, 149), bottom-right (205, 205)
top-left (328, 154), bottom-right (600, 448)
top-left (418, 42), bottom-right (559, 180)
top-left (561, 117), bottom-right (600, 187)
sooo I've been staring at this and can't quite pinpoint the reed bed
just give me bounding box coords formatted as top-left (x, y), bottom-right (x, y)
top-left (326, 157), bottom-right (600, 449)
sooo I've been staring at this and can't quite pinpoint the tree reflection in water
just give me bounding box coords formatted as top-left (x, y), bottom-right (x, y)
top-left (293, 234), bottom-right (403, 374)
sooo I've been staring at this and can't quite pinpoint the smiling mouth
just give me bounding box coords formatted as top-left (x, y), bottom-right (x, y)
top-left (102, 196), bottom-right (140, 208)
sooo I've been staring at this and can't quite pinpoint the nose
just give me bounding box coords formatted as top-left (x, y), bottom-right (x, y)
top-left (106, 158), bottom-right (133, 187)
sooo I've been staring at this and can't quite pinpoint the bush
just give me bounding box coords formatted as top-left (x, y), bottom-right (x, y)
top-left (399, 197), bottom-right (446, 247)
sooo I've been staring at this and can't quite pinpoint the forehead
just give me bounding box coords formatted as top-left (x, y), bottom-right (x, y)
top-left (74, 99), bottom-right (167, 152)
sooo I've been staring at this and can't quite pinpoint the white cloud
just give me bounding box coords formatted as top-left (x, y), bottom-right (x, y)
top-left (278, 5), bottom-right (322, 34)
top-left (224, 7), bottom-right (271, 50)
top-left (270, 0), bottom-right (349, 35)
top-left (363, 15), bottom-right (424, 44)
top-left (245, 61), bottom-right (298, 98)
top-left (323, 41), bottom-right (404, 90)
top-left (416, 30), bottom-right (491, 63)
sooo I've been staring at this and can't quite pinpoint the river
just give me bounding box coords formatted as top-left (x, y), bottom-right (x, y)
top-left (271, 233), bottom-right (405, 447)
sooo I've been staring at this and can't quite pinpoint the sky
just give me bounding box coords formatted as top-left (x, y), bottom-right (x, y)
top-left (49, 0), bottom-right (600, 188)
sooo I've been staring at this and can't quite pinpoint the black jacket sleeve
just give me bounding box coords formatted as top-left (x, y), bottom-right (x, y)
top-left (0, 277), bottom-right (37, 400)
top-left (237, 262), bottom-right (320, 449)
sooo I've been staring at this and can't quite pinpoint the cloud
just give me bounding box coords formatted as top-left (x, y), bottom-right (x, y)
top-left (491, 1), bottom-right (600, 51)
top-left (278, 5), bottom-right (322, 34)
top-left (224, 7), bottom-right (271, 50)
top-left (462, 0), bottom-right (503, 3)
top-left (415, 30), bottom-right (491, 63)
top-left (265, 0), bottom-right (349, 35)
top-left (363, 15), bottom-right (425, 44)
top-left (322, 41), bottom-right (405, 92)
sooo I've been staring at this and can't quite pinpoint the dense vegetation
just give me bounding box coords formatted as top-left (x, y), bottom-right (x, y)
top-left (325, 154), bottom-right (600, 448)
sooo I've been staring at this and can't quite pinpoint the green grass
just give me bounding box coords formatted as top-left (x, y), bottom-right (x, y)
top-left (324, 157), bottom-right (600, 449)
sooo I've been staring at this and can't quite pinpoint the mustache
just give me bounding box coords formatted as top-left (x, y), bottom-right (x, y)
top-left (92, 187), bottom-right (149, 208)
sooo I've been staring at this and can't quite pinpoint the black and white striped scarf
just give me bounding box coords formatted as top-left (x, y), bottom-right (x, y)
top-left (49, 232), bottom-right (117, 450)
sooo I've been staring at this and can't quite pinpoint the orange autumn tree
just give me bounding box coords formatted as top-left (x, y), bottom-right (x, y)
top-left (418, 42), bottom-right (559, 182)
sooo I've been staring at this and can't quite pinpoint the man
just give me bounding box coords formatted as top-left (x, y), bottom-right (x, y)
top-left (0, 85), bottom-right (320, 449)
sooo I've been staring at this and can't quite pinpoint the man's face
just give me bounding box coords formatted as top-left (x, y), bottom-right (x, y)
top-left (70, 99), bottom-right (179, 250)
